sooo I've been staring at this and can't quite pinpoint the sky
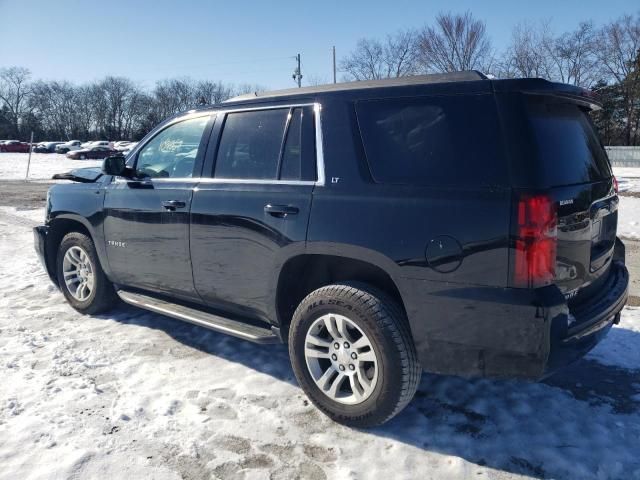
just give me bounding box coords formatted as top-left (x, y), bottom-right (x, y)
top-left (0, 0), bottom-right (637, 91)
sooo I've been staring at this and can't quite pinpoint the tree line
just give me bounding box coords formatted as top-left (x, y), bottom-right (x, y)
top-left (0, 71), bottom-right (260, 142)
top-left (1, 11), bottom-right (638, 145)
top-left (340, 11), bottom-right (640, 146)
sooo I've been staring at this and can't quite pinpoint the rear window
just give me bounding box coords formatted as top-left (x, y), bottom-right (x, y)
top-left (356, 94), bottom-right (505, 187)
top-left (526, 99), bottom-right (612, 186)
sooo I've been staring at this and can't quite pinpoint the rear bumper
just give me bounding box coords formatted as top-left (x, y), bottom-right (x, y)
top-left (401, 240), bottom-right (628, 379)
top-left (545, 259), bottom-right (628, 375)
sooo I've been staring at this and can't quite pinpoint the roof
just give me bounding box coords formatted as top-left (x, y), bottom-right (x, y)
top-left (223, 70), bottom-right (488, 103)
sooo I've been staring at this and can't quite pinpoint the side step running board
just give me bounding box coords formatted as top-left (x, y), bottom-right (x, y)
top-left (116, 290), bottom-right (280, 344)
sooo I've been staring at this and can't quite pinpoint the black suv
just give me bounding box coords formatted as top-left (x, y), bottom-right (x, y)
top-left (34, 71), bottom-right (629, 427)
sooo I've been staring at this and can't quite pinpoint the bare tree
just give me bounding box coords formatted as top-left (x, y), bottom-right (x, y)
top-left (29, 80), bottom-right (77, 139)
top-left (0, 67), bottom-right (32, 136)
top-left (596, 14), bottom-right (640, 144)
top-left (384, 30), bottom-right (420, 77)
top-left (417, 11), bottom-right (493, 73)
top-left (498, 21), bottom-right (555, 79)
top-left (193, 80), bottom-right (233, 105)
top-left (96, 76), bottom-right (145, 139)
top-left (233, 83), bottom-right (267, 96)
top-left (550, 21), bottom-right (599, 87)
top-left (340, 30), bottom-right (420, 81)
top-left (305, 75), bottom-right (329, 87)
top-left (340, 38), bottom-right (386, 80)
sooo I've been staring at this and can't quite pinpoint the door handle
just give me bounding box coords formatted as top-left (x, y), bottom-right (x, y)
top-left (162, 200), bottom-right (186, 211)
top-left (264, 204), bottom-right (299, 218)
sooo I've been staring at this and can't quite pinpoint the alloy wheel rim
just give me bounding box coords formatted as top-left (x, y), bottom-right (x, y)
top-left (304, 313), bottom-right (379, 405)
top-left (62, 246), bottom-right (94, 302)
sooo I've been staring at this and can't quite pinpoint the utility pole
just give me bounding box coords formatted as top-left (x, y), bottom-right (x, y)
top-left (25, 131), bottom-right (34, 181)
top-left (292, 53), bottom-right (302, 88)
top-left (332, 46), bottom-right (337, 84)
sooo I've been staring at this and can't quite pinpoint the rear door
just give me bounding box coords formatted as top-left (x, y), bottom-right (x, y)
top-left (103, 113), bottom-right (213, 300)
top-left (503, 94), bottom-right (616, 299)
top-left (190, 104), bottom-right (318, 322)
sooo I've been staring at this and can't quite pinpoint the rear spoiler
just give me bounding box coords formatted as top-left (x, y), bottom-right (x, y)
top-left (523, 88), bottom-right (602, 111)
top-left (492, 78), bottom-right (602, 111)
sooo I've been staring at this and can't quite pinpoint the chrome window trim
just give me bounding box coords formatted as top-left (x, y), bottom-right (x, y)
top-left (147, 177), bottom-right (316, 186)
top-left (116, 102), bottom-right (325, 187)
top-left (209, 102), bottom-right (325, 187)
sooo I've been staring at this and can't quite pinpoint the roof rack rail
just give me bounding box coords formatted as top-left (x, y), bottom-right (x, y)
top-left (223, 70), bottom-right (488, 103)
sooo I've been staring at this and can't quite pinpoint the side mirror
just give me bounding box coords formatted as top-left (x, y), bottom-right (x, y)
top-left (102, 155), bottom-right (128, 177)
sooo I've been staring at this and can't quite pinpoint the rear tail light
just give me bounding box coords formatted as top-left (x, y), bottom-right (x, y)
top-left (513, 194), bottom-right (557, 288)
top-left (613, 176), bottom-right (619, 193)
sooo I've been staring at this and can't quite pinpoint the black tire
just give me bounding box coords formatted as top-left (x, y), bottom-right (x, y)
top-left (289, 282), bottom-right (421, 428)
top-left (56, 231), bottom-right (116, 314)
top-left (79, 154), bottom-right (86, 160)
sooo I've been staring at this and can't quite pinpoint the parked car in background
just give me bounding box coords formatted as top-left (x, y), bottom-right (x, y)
top-left (66, 145), bottom-right (118, 160)
top-left (116, 141), bottom-right (138, 154)
top-left (34, 142), bottom-right (65, 153)
top-left (56, 140), bottom-right (82, 154)
top-left (81, 140), bottom-right (112, 149)
top-left (113, 141), bottom-right (131, 149)
top-left (0, 140), bottom-right (31, 153)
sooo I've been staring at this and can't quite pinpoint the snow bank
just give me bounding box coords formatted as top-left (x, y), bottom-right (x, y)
top-left (0, 207), bottom-right (639, 480)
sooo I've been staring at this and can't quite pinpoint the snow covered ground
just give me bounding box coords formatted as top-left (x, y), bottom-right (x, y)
top-left (615, 167), bottom-right (640, 194)
top-left (0, 156), bottom-right (639, 479)
top-left (0, 152), bottom-right (101, 181)
top-left (619, 197), bottom-right (640, 241)
top-left (0, 206), bottom-right (639, 480)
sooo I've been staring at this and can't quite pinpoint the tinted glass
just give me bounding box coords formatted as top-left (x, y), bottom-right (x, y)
top-left (356, 95), bottom-right (505, 186)
top-left (526, 100), bottom-right (612, 186)
top-left (215, 109), bottom-right (288, 180)
top-left (136, 116), bottom-right (209, 178)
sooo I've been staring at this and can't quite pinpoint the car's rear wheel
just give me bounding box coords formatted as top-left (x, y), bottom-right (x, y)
top-left (56, 232), bottom-right (116, 314)
top-left (289, 282), bottom-right (420, 427)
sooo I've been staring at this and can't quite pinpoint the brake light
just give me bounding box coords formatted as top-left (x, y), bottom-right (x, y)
top-left (513, 194), bottom-right (557, 288)
top-left (613, 176), bottom-right (619, 193)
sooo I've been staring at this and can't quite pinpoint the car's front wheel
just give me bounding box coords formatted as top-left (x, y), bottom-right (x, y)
top-left (56, 232), bottom-right (116, 314)
top-left (289, 282), bottom-right (421, 427)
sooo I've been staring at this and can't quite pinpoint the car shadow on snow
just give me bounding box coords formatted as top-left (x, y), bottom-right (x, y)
top-left (104, 306), bottom-right (640, 480)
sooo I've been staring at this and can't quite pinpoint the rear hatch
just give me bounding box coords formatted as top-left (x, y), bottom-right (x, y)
top-left (499, 87), bottom-right (617, 302)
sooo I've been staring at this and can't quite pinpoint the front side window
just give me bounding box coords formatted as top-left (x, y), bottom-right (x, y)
top-left (136, 115), bottom-right (210, 179)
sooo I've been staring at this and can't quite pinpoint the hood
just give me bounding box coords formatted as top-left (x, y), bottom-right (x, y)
top-left (52, 166), bottom-right (103, 183)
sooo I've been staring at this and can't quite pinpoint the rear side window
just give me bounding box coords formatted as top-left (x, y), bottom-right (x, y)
top-left (215, 109), bottom-right (288, 180)
top-left (214, 106), bottom-right (317, 181)
top-left (356, 95), bottom-right (505, 186)
top-left (526, 100), bottom-right (612, 186)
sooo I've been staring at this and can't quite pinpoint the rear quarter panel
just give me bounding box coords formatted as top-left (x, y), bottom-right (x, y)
top-left (306, 96), bottom-right (545, 376)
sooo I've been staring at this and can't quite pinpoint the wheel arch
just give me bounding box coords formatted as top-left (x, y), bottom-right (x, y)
top-left (275, 252), bottom-right (409, 338)
top-left (45, 214), bottom-right (106, 285)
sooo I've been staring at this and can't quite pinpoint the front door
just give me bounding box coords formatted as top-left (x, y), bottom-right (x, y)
top-left (103, 113), bottom-right (213, 300)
